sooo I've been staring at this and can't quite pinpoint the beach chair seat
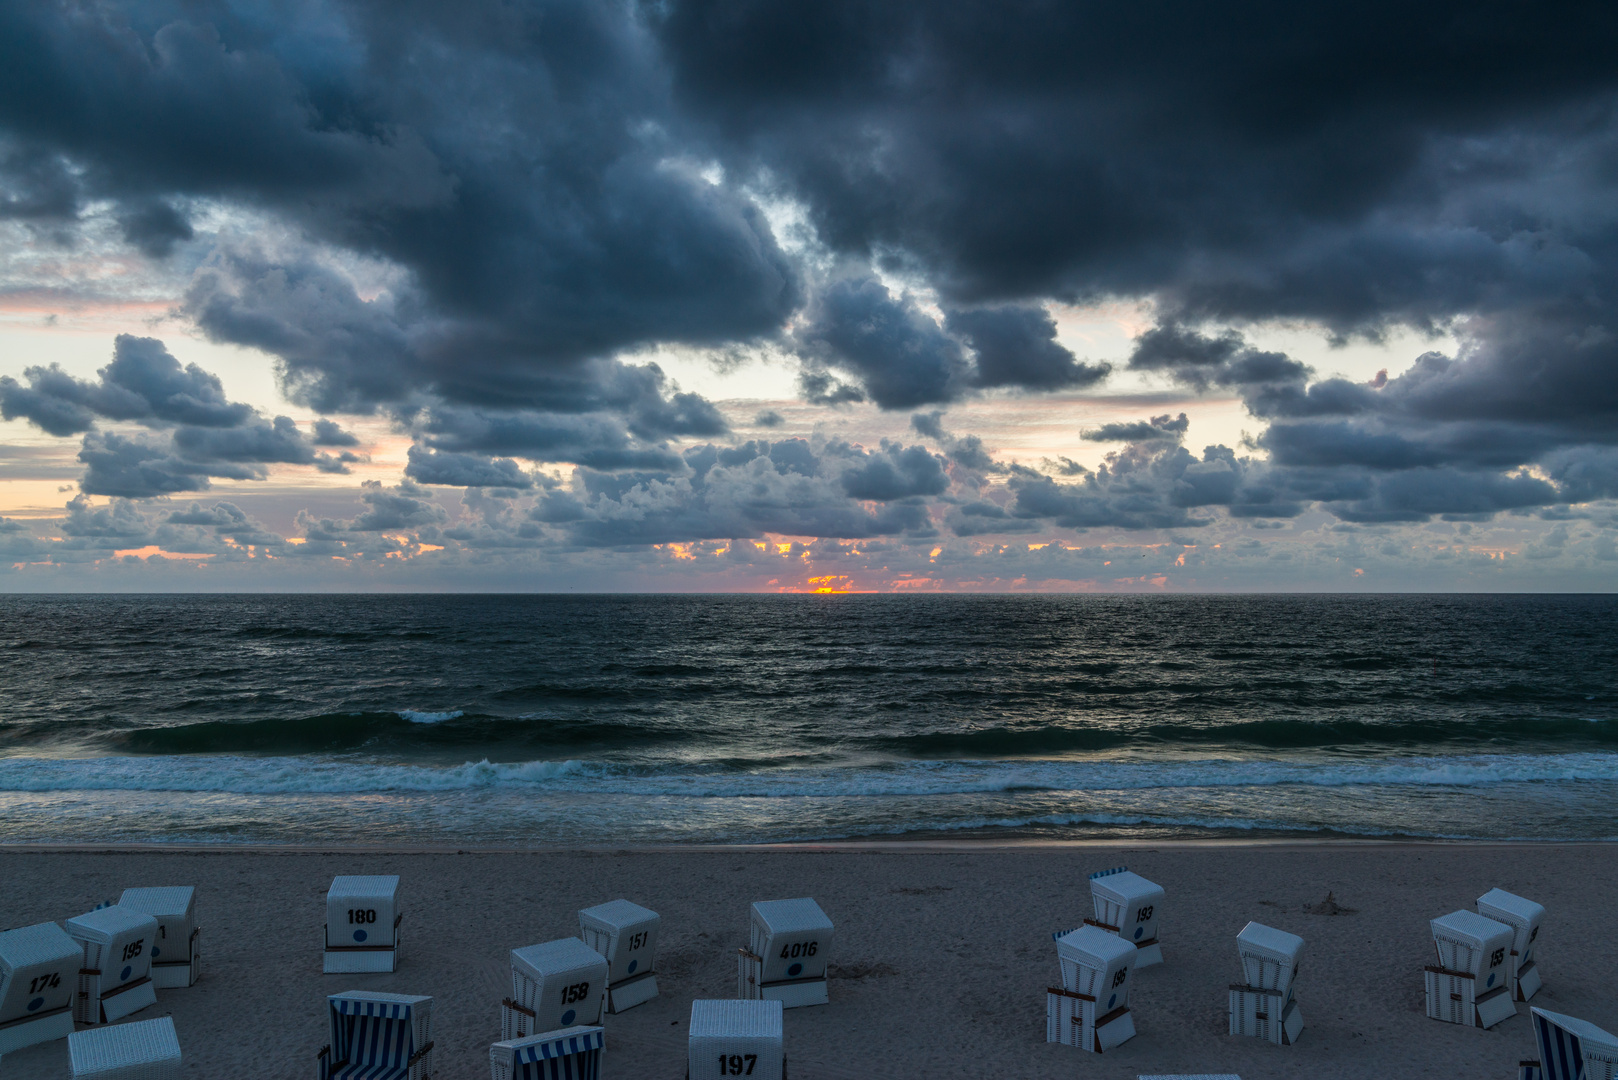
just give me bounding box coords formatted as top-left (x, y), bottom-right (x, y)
top-left (0, 921), bottom-right (81, 1054)
top-left (505, 939), bottom-right (608, 1041)
top-left (1476, 888), bottom-right (1545, 1003)
top-left (688, 999), bottom-right (784, 1080)
top-left (325, 876), bottom-right (402, 974)
top-left (738, 898), bottom-right (832, 1008)
top-left (578, 899), bottom-right (659, 1014)
top-left (1048, 925), bottom-right (1138, 1053)
top-left (1519, 1008), bottom-right (1618, 1080)
top-left (1228, 922), bottom-right (1304, 1046)
top-left (68, 1015), bottom-right (182, 1080)
top-left (489, 1025), bottom-right (603, 1080)
top-left (65, 906), bottom-right (159, 1026)
top-left (317, 991), bottom-right (433, 1080)
top-left (1425, 910), bottom-right (1515, 1029)
top-left (118, 887), bottom-right (199, 989)
top-left (1089, 867), bottom-right (1165, 968)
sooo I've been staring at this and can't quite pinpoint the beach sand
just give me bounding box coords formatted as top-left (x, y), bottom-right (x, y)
top-left (1, 842), bottom-right (1613, 1079)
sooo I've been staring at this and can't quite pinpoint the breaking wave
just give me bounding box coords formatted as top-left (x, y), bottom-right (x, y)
top-left (2, 751), bottom-right (1615, 797)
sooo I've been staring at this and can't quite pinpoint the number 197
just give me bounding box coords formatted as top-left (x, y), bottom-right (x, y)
top-left (718, 1054), bottom-right (757, 1075)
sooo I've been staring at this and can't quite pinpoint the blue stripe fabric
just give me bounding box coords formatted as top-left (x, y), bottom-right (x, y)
top-left (514, 1030), bottom-right (604, 1062)
top-left (328, 997), bottom-right (420, 1080)
top-left (1088, 866), bottom-right (1127, 880)
top-left (512, 1051), bottom-right (601, 1080)
top-left (1534, 1012), bottom-right (1584, 1080)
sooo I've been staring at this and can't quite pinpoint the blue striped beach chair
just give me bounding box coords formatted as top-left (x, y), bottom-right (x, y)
top-left (489, 1025), bottom-right (604, 1080)
top-left (1519, 1008), bottom-right (1618, 1080)
top-left (317, 991), bottom-right (434, 1080)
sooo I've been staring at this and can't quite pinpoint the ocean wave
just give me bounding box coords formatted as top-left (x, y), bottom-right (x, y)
top-left (2, 752), bottom-right (1617, 797)
top-left (113, 711), bottom-right (690, 754)
top-left (398, 710), bottom-right (463, 724)
top-left (77, 711), bottom-right (1618, 761)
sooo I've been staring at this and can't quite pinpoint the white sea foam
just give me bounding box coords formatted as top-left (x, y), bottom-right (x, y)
top-left (397, 709), bottom-right (464, 723)
top-left (1, 752), bottom-right (1616, 797)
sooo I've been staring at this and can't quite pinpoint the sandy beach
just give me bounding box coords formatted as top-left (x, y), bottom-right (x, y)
top-left (2, 841), bottom-right (1613, 1079)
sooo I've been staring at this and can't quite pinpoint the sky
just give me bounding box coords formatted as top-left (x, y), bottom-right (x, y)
top-left (0, 0), bottom-right (1615, 592)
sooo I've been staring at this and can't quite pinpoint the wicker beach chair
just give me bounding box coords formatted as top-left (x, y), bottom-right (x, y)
top-left (489, 1025), bottom-right (604, 1080)
top-left (0, 921), bottom-right (80, 1054)
top-left (1047, 924), bottom-right (1138, 1053)
top-left (1477, 888), bottom-right (1545, 1003)
top-left (324, 876), bottom-right (402, 974)
top-left (68, 1015), bottom-right (182, 1080)
top-left (1425, 910), bottom-right (1516, 1029)
top-left (578, 899), bottom-right (659, 1013)
top-left (688, 999), bottom-right (784, 1080)
top-left (1088, 866), bottom-right (1165, 967)
top-left (118, 887), bottom-right (199, 989)
top-left (65, 906), bottom-right (159, 1025)
top-left (503, 939), bottom-right (608, 1042)
top-left (738, 898), bottom-right (832, 1008)
top-left (1518, 1008), bottom-right (1618, 1080)
top-left (317, 991), bottom-right (434, 1080)
top-left (1229, 922), bottom-right (1303, 1046)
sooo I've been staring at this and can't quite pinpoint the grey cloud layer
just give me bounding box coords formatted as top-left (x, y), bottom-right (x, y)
top-left (0, 335), bottom-right (361, 497)
top-left (1, 0), bottom-right (1615, 542)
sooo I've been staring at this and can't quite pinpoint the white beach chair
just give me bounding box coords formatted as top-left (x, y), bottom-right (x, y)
top-left (688, 999), bottom-right (784, 1080)
top-left (317, 991), bottom-right (433, 1080)
top-left (1518, 1008), bottom-right (1618, 1080)
top-left (504, 938), bottom-right (609, 1041)
top-left (0, 921), bottom-right (80, 1054)
top-left (578, 899), bottom-right (659, 1013)
top-left (1048, 924), bottom-right (1138, 1053)
top-left (65, 906), bottom-right (159, 1025)
top-left (1229, 922), bottom-right (1303, 1046)
top-left (324, 875), bottom-right (402, 973)
top-left (489, 1025), bottom-right (604, 1080)
top-left (1089, 866), bottom-right (1165, 967)
top-left (68, 1015), bottom-right (181, 1080)
top-left (118, 887), bottom-right (199, 989)
top-left (1476, 888), bottom-right (1545, 1003)
top-left (738, 898), bottom-right (832, 1009)
top-left (1425, 909), bottom-right (1516, 1029)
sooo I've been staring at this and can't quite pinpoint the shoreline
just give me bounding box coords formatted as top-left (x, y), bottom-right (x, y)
top-left (3, 836), bottom-right (1615, 854)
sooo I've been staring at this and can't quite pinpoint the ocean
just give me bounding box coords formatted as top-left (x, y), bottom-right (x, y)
top-left (1, 593), bottom-right (1614, 846)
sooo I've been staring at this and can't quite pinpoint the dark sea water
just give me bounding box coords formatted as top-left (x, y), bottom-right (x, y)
top-left (1, 593), bottom-right (1615, 846)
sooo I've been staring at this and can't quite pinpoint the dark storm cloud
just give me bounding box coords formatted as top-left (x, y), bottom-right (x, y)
top-left (405, 446), bottom-right (533, 489)
top-left (311, 419), bottom-right (360, 447)
top-left (839, 442), bottom-right (948, 500)
top-left (2, 336), bottom-right (359, 495)
top-left (657, 0), bottom-right (1618, 320)
top-left (1083, 413), bottom-right (1189, 443)
top-left (4, 0), bottom-right (1618, 542)
top-left (117, 200), bottom-right (193, 258)
top-left (0, 335), bottom-right (253, 435)
top-left (795, 280), bottom-right (1113, 407)
top-left (795, 277), bottom-right (966, 409)
top-left (946, 305), bottom-right (1110, 392)
top-left (1103, 317), bottom-right (1618, 522)
top-left (520, 437), bottom-right (943, 547)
